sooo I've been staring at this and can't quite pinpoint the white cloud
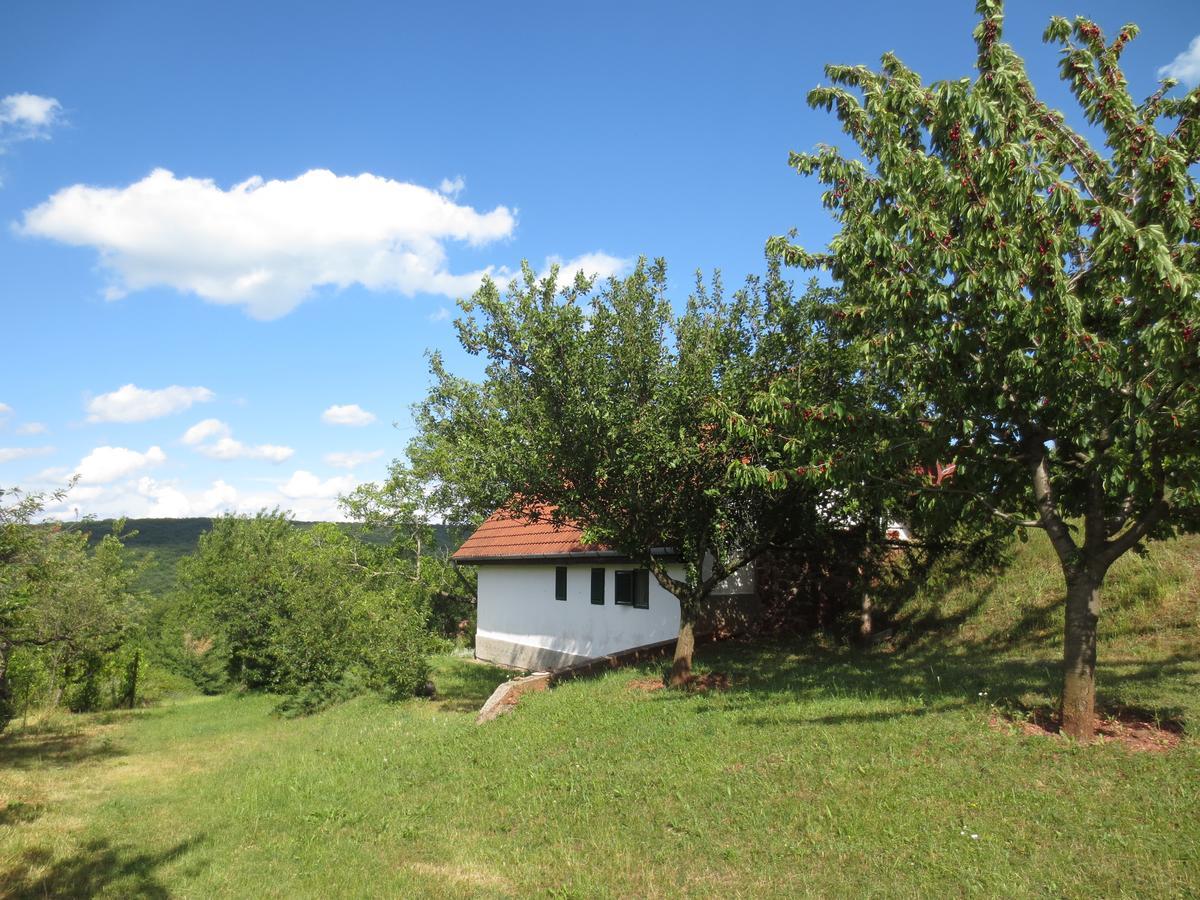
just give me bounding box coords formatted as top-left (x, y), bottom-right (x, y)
top-left (324, 449), bottom-right (383, 469)
top-left (1160, 35), bottom-right (1200, 87)
top-left (41, 476), bottom-right (242, 521)
top-left (73, 445), bottom-right (166, 484)
top-left (202, 479), bottom-right (240, 509)
top-left (16, 422), bottom-right (47, 435)
top-left (322, 403), bottom-right (376, 427)
top-left (196, 437), bottom-right (293, 463)
top-left (0, 93), bottom-right (62, 149)
top-left (181, 417), bottom-right (231, 445)
top-left (1, 94), bottom-right (61, 129)
top-left (38, 466), bottom-right (363, 521)
top-left (19, 168), bottom-right (518, 319)
top-left (0, 403), bottom-right (11, 418)
top-left (0, 446), bottom-right (54, 464)
top-left (540, 252), bottom-right (631, 287)
top-left (181, 418), bottom-right (292, 463)
top-left (279, 469), bottom-right (358, 500)
top-left (427, 306), bottom-right (451, 323)
top-left (135, 476), bottom-right (191, 518)
top-left (438, 175), bottom-right (465, 198)
top-left (87, 383), bottom-right (214, 423)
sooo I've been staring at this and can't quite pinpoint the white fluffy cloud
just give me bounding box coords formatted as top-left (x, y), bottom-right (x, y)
top-left (87, 383), bottom-right (214, 423)
top-left (197, 437), bottom-right (293, 463)
top-left (324, 449), bottom-right (383, 469)
top-left (322, 403), bottom-right (376, 426)
top-left (0, 403), bottom-right (11, 418)
top-left (181, 418), bottom-right (292, 462)
top-left (181, 418), bottom-right (230, 445)
top-left (73, 445), bottom-right (166, 484)
top-left (39, 466), bottom-right (363, 522)
top-left (42, 477), bottom-right (242, 521)
top-left (438, 175), bottom-right (466, 198)
top-left (0, 446), bottom-right (54, 464)
top-left (0, 93), bottom-right (62, 149)
top-left (1160, 35), bottom-right (1200, 87)
top-left (540, 252), bottom-right (629, 286)
top-left (19, 168), bottom-right (519, 319)
top-left (16, 422), bottom-right (47, 435)
top-left (279, 469), bottom-right (358, 500)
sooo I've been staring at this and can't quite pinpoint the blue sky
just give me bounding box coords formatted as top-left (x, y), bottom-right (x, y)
top-left (1, 0), bottom-right (1197, 520)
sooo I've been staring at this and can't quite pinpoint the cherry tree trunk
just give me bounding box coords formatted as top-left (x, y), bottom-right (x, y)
top-left (668, 618), bottom-right (696, 687)
top-left (1061, 573), bottom-right (1101, 742)
top-left (859, 592), bottom-right (874, 639)
top-left (0, 646), bottom-right (13, 730)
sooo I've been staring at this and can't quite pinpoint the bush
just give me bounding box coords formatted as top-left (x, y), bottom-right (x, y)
top-left (178, 515), bottom-right (436, 713)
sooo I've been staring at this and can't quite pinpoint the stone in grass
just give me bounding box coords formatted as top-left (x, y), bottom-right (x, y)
top-left (475, 672), bottom-right (552, 724)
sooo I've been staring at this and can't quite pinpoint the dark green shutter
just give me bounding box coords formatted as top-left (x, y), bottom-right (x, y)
top-left (590, 568), bottom-right (605, 605)
top-left (555, 566), bottom-right (567, 601)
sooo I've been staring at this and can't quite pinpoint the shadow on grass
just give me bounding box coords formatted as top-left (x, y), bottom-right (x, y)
top-left (430, 658), bottom-right (510, 714)
top-left (2, 836), bottom-right (204, 899)
top-left (0, 727), bottom-right (126, 770)
top-left (650, 639), bottom-right (1198, 732)
top-left (0, 802), bottom-right (44, 827)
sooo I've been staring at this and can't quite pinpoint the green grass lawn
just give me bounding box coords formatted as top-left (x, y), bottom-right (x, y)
top-left (2, 532), bottom-right (1197, 898)
top-left (2, 648), bottom-right (1197, 898)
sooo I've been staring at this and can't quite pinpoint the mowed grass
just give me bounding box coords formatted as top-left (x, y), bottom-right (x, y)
top-left (1, 533), bottom-right (1197, 898)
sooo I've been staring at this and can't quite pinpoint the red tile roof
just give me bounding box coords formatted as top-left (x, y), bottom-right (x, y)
top-left (451, 504), bottom-right (616, 562)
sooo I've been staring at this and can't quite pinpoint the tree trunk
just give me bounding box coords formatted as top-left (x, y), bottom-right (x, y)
top-left (1061, 572), bottom-right (1101, 741)
top-left (668, 617), bottom-right (696, 687)
top-left (0, 644), bottom-right (13, 731)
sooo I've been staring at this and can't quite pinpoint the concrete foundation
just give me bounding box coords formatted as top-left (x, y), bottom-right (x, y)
top-left (475, 634), bottom-right (595, 671)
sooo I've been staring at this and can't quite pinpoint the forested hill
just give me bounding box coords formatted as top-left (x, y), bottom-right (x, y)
top-left (60, 518), bottom-right (456, 597)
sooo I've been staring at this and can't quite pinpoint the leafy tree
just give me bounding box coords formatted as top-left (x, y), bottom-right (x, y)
top-left (177, 513), bottom-right (434, 712)
top-left (0, 487), bottom-right (142, 727)
top-left (177, 511), bottom-right (293, 689)
top-left (340, 463), bottom-right (478, 640)
top-left (416, 258), bottom-right (818, 684)
top-left (770, 0), bottom-right (1200, 738)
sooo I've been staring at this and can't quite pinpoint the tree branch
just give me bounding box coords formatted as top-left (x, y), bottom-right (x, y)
top-left (1027, 443), bottom-right (1078, 568)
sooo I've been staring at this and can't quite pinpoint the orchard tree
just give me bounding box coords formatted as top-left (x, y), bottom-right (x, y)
top-left (340, 463), bottom-right (479, 639)
top-left (416, 258), bottom-right (818, 684)
top-left (771, 0), bottom-right (1200, 738)
top-left (0, 486), bottom-right (141, 727)
top-left (177, 512), bottom-right (433, 711)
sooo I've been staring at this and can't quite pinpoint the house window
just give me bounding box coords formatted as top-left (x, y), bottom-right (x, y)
top-left (555, 566), bottom-right (567, 602)
top-left (591, 568), bottom-right (605, 605)
top-left (614, 569), bottom-right (650, 609)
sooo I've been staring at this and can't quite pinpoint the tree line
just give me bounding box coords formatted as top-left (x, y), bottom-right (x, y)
top-left (0, 483), bottom-right (474, 730)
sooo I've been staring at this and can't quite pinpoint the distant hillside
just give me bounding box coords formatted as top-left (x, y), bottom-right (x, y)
top-left (61, 517), bottom-right (457, 597)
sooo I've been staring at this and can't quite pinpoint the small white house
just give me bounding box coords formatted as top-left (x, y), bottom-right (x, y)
top-left (453, 505), bottom-right (757, 671)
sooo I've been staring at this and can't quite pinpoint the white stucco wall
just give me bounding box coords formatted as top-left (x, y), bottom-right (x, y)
top-left (476, 564), bottom-right (683, 662)
top-left (475, 561), bottom-right (756, 663)
top-left (703, 558), bottom-right (756, 596)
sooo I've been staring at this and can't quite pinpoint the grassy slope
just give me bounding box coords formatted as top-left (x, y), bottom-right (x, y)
top-left (893, 530), bottom-right (1199, 721)
top-left (1, 533), bottom-right (1197, 898)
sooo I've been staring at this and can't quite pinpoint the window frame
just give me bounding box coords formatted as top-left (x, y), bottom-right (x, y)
top-left (590, 567), bottom-right (605, 605)
top-left (614, 568), bottom-right (650, 609)
top-left (633, 569), bottom-right (650, 609)
top-left (614, 570), bottom-right (634, 606)
top-left (554, 566), bottom-right (568, 602)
